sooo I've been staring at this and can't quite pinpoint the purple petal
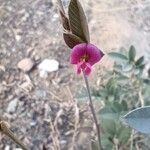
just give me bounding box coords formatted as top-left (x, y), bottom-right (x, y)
top-left (70, 43), bottom-right (87, 64)
top-left (77, 66), bottom-right (81, 74)
top-left (86, 44), bottom-right (104, 66)
top-left (85, 63), bottom-right (92, 75)
top-left (76, 62), bottom-right (92, 75)
top-left (76, 62), bottom-right (83, 74)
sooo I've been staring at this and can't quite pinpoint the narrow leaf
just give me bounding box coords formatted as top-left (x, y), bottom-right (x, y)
top-left (122, 106), bottom-right (150, 134)
top-left (129, 45), bottom-right (136, 61)
top-left (135, 56), bottom-right (144, 67)
top-left (63, 32), bottom-right (84, 48)
top-left (108, 52), bottom-right (128, 62)
top-left (68, 0), bottom-right (90, 42)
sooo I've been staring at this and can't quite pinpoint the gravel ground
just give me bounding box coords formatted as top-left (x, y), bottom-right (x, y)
top-left (0, 0), bottom-right (150, 149)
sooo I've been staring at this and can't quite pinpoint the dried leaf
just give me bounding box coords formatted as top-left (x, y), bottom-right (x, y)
top-left (68, 0), bottom-right (90, 42)
top-left (59, 10), bottom-right (70, 31)
top-left (57, 0), bottom-right (70, 30)
top-left (63, 32), bottom-right (84, 48)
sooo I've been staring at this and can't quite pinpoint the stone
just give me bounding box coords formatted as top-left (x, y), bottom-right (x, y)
top-left (4, 146), bottom-right (10, 150)
top-left (17, 58), bottom-right (34, 72)
top-left (38, 59), bottom-right (59, 77)
top-left (7, 98), bottom-right (18, 113)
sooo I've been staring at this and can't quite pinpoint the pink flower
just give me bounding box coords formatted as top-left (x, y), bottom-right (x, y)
top-left (70, 43), bottom-right (104, 75)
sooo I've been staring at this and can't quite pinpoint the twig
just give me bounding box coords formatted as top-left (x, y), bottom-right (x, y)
top-left (66, 86), bottom-right (80, 149)
top-left (0, 121), bottom-right (28, 150)
top-left (49, 114), bottom-right (61, 150)
top-left (56, 0), bottom-right (65, 14)
top-left (135, 143), bottom-right (140, 150)
top-left (130, 130), bottom-right (134, 150)
top-left (83, 71), bottom-right (103, 150)
top-left (138, 88), bottom-right (144, 107)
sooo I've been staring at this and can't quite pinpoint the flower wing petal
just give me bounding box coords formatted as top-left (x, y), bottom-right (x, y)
top-left (86, 44), bottom-right (104, 65)
top-left (70, 43), bottom-right (87, 64)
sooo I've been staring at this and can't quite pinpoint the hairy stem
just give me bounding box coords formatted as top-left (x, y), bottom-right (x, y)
top-left (83, 72), bottom-right (103, 150)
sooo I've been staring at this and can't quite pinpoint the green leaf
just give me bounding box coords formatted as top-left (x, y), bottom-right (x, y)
top-left (135, 56), bottom-right (144, 67)
top-left (134, 68), bottom-right (140, 75)
top-left (106, 78), bottom-right (117, 95)
top-left (68, 0), bottom-right (90, 42)
top-left (92, 88), bottom-right (108, 98)
top-left (114, 64), bottom-right (123, 72)
top-left (101, 119), bottom-right (116, 138)
top-left (99, 106), bottom-right (119, 120)
top-left (122, 62), bottom-right (133, 72)
top-left (139, 64), bottom-right (145, 70)
top-left (63, 33), bottom-right (84, 48)
top-left (122, 106), bottom-right (150, 134)
top-left (121, 100), bottom-right (128, 111)
top-left (129, 45), bottom-right (136, 61)
top-left (111, 101), bottom-right (122, 113)
top-left (117, 126), bottom-right (131, 144)
top-left (108, 52), bottom-right (128, 63)
top-left (143, 79), bottom-right (150, 84)
top-left (117, 75), bottom-right (129, 84)
top-left (101, 134), bottom-right (113, 149)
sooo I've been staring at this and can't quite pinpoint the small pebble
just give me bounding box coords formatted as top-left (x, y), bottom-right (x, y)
top-left (7, 98), bottom-right (18, 113)
top-left (17, 58), bottom-right (34, 72)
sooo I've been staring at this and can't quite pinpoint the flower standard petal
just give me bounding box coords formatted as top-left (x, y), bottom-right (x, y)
top-left (86, 44), bottom-right (104, 66)
top-left (70, 43), bottom-right (87, 64)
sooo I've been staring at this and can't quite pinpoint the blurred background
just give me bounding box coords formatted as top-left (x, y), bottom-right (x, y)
top-left (0, 0), bottom-right (150, 149)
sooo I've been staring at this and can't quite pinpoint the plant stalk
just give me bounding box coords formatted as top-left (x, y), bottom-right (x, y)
top-left (83, 71), bottom-right (103, 150)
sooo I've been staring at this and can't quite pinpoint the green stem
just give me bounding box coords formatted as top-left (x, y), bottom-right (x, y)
top-left (83, 71), bottom-right (103, 150)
